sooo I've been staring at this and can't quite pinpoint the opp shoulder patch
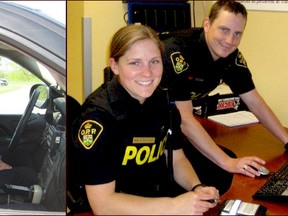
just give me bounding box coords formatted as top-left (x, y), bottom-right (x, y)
top-left (235, 52), bottom-right (247, 68)
top-left (77, 120), bottom-right (103, 150)
top-left (170, 51), bottom-right (189, 74)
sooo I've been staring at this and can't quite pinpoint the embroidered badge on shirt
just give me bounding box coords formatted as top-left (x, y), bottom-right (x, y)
top-left (235, 52), bottom-right (247, 68)
top-left (170, 51), bottom-right (189, 74)
top-left (78, 120), bottom-right (103, 150)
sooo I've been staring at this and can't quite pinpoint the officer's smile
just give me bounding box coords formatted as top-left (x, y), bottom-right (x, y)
top-left (136, 79), bottom-right (154, 86)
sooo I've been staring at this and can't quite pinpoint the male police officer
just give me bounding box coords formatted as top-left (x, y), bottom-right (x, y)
top-left (161, 0), bottom-right (288, 193)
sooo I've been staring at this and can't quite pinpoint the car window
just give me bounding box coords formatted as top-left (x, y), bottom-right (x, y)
top-left (0, 56), bottom-right (46, 114)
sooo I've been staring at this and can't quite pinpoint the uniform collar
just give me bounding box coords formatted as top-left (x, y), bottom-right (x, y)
top-left (199, 31), bottom-right (215, 63)
top-left (107, 76), bottom-right (148, 112)
top-left (107, 76), bottom-right (163, 109)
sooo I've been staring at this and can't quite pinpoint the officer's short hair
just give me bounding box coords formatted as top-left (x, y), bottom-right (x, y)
top-left (209, 0), bottom-right (248, 24)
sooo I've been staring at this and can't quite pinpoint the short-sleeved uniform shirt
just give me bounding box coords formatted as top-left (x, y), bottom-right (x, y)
top-left (72, 77), bottom-right (183, 197)
top-left (161, 29), bottom-right (255, 102)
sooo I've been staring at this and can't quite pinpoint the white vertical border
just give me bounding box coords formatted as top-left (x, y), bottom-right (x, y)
top-left (241, 1), bottom-right (288, 12)
top-left (83, 17), bottom-right (92, 100)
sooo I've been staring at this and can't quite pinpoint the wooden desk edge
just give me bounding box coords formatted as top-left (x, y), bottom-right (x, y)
top-left (197, 117), bottom-right (288, 215)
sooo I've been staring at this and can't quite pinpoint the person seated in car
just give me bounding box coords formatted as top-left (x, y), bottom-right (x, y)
top-left (0, 146), bottom-right (38, 186)
top-left (0, 158), bottom-right (37, 186)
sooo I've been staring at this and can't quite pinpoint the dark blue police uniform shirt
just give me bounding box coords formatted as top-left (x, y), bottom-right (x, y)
top-left (72, 77), bottom-right (183, 197)
top-left (161, 29), bottom-right (255, 102)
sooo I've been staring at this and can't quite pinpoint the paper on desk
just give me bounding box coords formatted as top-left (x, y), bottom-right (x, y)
top-left (208, 111), bottom-right (259, 127)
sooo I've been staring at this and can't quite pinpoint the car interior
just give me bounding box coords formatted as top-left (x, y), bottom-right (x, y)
top-left (0, 83), bottom-right (66, 213)
top-left (0, 2), bottom-right (66, 214)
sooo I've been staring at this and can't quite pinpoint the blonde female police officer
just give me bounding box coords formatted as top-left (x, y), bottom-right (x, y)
top-left (72, 24), bottom-right (219, 215)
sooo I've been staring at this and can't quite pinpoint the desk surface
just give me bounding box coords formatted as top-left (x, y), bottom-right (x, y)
top-left (197, 118), bottom-right (288, 215)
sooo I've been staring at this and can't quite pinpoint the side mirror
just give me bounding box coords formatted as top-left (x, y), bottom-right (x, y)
top-left (30, 84), bottom-right (49, 108)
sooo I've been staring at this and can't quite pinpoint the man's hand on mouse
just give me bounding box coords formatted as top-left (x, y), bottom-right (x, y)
top-left (225, 156), bottom-right (267, 178)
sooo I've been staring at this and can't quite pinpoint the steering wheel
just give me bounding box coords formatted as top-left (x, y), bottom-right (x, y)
top-left (8, 89), bottom-right (40, 151)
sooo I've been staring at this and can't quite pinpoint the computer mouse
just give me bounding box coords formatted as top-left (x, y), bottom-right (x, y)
top-left (258, 166), bottom-right (269, 176)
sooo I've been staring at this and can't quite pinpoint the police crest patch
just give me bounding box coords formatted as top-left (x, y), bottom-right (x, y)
top-left (78, 120), bottom-right (103, 150)
top-left (170, 51), bottom-right (189, 74)
top-left (235, 52), bottom-right (247, 68)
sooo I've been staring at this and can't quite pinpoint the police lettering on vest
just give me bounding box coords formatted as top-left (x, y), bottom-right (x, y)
top-left (122, 132), bottom-right (169, 165)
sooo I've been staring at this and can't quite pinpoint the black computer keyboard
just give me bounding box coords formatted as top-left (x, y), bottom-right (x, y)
top-left (253, 162), bottom-right (288, 202)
